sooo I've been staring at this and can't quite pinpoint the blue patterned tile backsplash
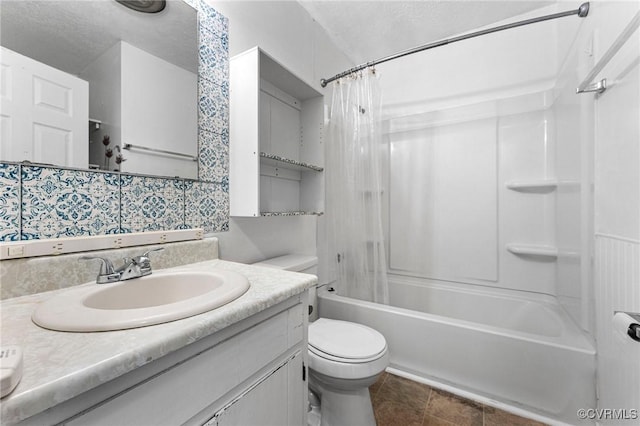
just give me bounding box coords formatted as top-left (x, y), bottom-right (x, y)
top-left (0, 163), bottom-right (228, 241)
top-left (196, 0), bottom-right (229, 187)
top-left (120, 176), bottom-right (186, 233)
top-left (185, 180), bottom-right (229, 232)
top-left (0, 163), bottom-right (20, 241)
top-left (198, 79), bottom-right (229, 137)
top-left (21, 167), bottom-right (120, 240)
top-left (199, 27), bottom-right (229, 86)
top-left (198, 132), bottom-right (229, 183)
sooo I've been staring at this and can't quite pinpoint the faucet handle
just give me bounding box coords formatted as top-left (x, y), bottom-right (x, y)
top-left (79, 256), bottom-right (120, 284)
top-left (79, 256), bottom-right (115, 274)
top-left (131, 247), bottom-right (164, 276)
top-left (136, 247), bottom-right (164, 266)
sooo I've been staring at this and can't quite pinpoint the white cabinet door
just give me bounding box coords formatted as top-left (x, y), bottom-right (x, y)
top-left (213, 352), bottom-right (304, 426)
top-left (0, 46), bottom-right (88, 168)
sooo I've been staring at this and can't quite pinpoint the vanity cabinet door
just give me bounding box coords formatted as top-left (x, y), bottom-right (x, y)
top-left (62, 306), bottom-right (302, 426)
top-left (210, 351), bottom-right (304, 426)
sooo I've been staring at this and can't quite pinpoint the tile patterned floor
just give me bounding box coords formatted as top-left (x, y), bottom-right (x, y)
top-left (369, 373), bottom-right (548, 426)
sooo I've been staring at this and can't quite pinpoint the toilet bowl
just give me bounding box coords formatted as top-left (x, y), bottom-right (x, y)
top-left (253, 255), bottom-right (389, 426)
top-left (308, 318), bottom-right (389, 426)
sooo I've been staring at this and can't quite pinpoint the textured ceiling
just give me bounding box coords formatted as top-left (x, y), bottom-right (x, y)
top-left (298, 0), bottom-right (555, 64)
top-left (0, 0), bottom-right (197, 76)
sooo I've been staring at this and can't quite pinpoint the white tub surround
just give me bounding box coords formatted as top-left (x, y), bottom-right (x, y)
top-left (0, 260), bottom-right (316, 425)
top-left (319, 280), bottom-right (596, 425)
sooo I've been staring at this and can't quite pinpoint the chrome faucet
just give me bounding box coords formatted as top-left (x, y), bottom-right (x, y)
top-left (80, 247), bottom-right (164, 284)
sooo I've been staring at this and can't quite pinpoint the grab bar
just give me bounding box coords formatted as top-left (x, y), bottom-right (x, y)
top-left (123, 143), bottom-right (197, 162)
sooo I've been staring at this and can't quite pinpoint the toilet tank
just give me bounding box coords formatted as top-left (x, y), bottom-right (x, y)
top-left (253, 255), bottom-right (318, 321)
top-left (253, 255), bottom-right (318, 275)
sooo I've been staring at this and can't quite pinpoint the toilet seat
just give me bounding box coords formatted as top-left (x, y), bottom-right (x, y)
top-left (309, 344), bottom-right (387, 363)
top-left (309, 318), bottom-right (387, 359)
top-left (308, 318), bottom-right (389, 379)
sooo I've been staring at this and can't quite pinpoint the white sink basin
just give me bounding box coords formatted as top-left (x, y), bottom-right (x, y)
top-left (32, 270), bottom-right (250, 332)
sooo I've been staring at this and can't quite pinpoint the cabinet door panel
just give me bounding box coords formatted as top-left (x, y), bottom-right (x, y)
top-left (286, 351), bottom-right (305, 425)
top-left (214, 352), bottom-right (303, 426)
top-left (66, 311), bottom-right (290, 426)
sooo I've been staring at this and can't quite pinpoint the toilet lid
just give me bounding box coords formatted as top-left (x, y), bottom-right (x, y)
top-left (309, 318), bottom-right (387, 360)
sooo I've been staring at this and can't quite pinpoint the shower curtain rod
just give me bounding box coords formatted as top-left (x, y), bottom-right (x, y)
top-left (320, 2), bottom-right (590, 87)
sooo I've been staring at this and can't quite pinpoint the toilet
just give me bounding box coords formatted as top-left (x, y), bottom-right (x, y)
top-left (253, 255), bottom-right (390, 426)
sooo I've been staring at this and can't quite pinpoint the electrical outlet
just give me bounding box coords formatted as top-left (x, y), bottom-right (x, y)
top-left (52, 242), bottom-right (64, 255)
top-left (7, 246), bottom-right (25, 257)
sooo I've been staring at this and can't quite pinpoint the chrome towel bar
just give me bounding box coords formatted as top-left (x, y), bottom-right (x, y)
top-left (123, 143), bottom-right (197, 162)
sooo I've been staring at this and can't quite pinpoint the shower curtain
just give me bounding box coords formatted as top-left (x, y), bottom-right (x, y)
top-left (326, 69), bottom-right (389, 304)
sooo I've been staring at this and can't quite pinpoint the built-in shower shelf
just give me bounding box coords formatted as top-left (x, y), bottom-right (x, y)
top-left (260, 152), bottom-right (323, 172)
top-left (506, 244), bottom-right (558, 258)
top-left (505, 180), bottom-right (557, 192)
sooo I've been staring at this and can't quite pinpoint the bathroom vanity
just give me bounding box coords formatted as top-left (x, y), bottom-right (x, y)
top-left (0, 259), bottom-right (314, 425)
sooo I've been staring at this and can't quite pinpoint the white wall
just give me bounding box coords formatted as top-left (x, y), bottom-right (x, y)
top-left (209, 0), bottom-right (353, 267)
top-left (82, 41), bottom-right (198, 177)
top-left (378, 4), bottom-right (560, 118)
top-left (81, 42), bottom-right (122, 170)
top-left (120, 42), bottom-right (198, 179)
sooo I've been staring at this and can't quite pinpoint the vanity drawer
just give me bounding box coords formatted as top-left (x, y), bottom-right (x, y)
top-left (65, 304), bottom-right (304, 426)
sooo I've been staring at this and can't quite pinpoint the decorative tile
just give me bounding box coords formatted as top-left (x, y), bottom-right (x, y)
top-left (0, 163), bottom-right (21, 242)
top-left (185, 181), bottom-right (228, 233)
top-left (198, 80), bottom-right (229, 136)
top-left (21, 167), bottom-right (120, 240)
top-left (198, 131), bottom-right (228, 183)
top-left (199, 27), bottom-right (229, 87)
top-left (197, 0), bottom-right (229, 39)
top-left (221, 174), bottom-right (229, 193)
top-left (120, 176), bottom-right (185, 233)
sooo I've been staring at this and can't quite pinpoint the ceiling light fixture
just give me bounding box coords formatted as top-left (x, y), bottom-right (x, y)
top-left (115, 0), bottom-right (166, 14)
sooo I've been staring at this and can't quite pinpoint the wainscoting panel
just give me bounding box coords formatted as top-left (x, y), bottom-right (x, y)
top-left (594, 234), bottom-right (640, 422)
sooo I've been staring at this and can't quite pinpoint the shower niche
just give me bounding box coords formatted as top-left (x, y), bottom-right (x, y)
top-left (229, 47), bottom-right (324, 217)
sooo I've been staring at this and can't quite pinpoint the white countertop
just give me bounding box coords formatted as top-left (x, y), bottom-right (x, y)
top-left (0, 259), bottom-right (316, 424)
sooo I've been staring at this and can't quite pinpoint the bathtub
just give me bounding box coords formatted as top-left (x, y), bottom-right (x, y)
top-left (318, 277), bottom-right (596, 425)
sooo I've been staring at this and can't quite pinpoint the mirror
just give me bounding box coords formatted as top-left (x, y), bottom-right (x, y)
top-left (0, 0), bottom-right (199, 179)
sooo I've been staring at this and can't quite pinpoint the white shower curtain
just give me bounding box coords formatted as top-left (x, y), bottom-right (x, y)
top-left (326, 69), bottom-right (389, 304)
